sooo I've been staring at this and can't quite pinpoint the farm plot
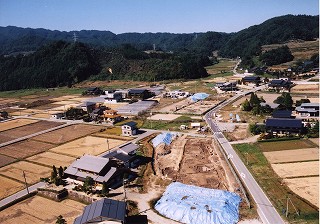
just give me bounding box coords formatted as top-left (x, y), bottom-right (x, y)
top-left (32, 124), bottom-right (101, 144)
top-left (264, 148), bottom-right (319, 163)
top-left (0, 154), bottom-right (16, 167)
top-left (50, 136), bottom-right (126, 157)
top-left (0, 121), bottom-right (63, 144)
top-left (0, 176), bottom-right (24, 200)
top-left (284, 176), bottom-right (319, 207)
top-left (0, 140), bottom-right (54, 158)
top-left (27, 152), bottom-right (76, 167)
top-left (148, 114), bottom-right (181, 121)
top-left (0, 195), bottom-right (85, 224)
top-left (271, 161), bottom-right (319, 178)
top-left (0, 161), bottom-right (51, 184)
top-left (257, 139), bottom-right (316, 152)
top-left (0, 119), bottom-right (39, 132)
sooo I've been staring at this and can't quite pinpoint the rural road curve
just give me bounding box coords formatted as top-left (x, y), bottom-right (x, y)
top-left (0, 182), bottom-right (46, 210)
top-left (204, 86), bottom-right (285, 224)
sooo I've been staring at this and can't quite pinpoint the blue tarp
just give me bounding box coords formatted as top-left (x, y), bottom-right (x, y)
top-left (152, 132), bottom-right (177, 148)
top-left (155, 182), bottom-right (241, 224)
top-left (189, 93), bottom-right (209, 102)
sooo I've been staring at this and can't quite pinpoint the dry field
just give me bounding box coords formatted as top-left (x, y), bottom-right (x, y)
top-left (0, 140), bottom-right (54, 158)
top-left (30, 113), bottom-right (51, 119)
top-left (291, 84), bottom-right (319, 94)
top-left (309, 138), bottom-right (319, 146)
top-left (50, 136), bottom-right (126, 157)
top-left (257, 139), bottom-right (316, 152)
top-left (0, 119), bottom-right (39, 132)
top-left (51, 100), bottom-right (81, 105)
top-left (177, 100), bottom-right (219, 115)
top-left (264, 148), bottom-right (319, 163)
top-left (0, 196), bottom-right (85, 224)
top-left (0, 121), bottom-right (63, 144)
top-left (0, 154), bottom-right (16, 167)
top-left (0, 161), bottom-right (51, 184)
top-left (284, 176), bottom-right (319, 207)
top-left (32, 124), bottom-right (101, 144)
top-left (27, 152), bottom-right (76, 167)
top-left (271, 161), bottom-right (319, 178)
top-left (0, 176), bottom-right (24, 200)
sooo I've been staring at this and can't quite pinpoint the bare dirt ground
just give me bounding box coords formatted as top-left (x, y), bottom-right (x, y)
top-left (0, 121), bottom-right (63, 144)
top-left (177, 100), bottom-right (220, 115)
top-left (156, 136), bottom-right (239, 192)
top-left (224, 124), bottom-right (250, 141)
top-left (26, 151), bottom-right (76, 167)
top-left (156, 98), bottom-right (191, 113)
top-left (0, 154), bottom-right (16, 167)
top-left (0, 119), bottom-right (39, 132)
top-left (309, 138), bottom-right (319, 146)
top-left (0, 195), bottom-right (85, 224)
top-left (0, 176), bottom-right (24, 200)
top-left (0, 140), bottom-right (54, 158)
top-left (271, 161), bottom-right (319, 178)
top-left (264, 148), bottom-right (319, 163)
top-left (49, 136), bottom-right (126, 157)
top-left (0, 161), bottom-right (51, 184)
top-left (32, 124), bottom-right (101, 144)
top-left (284, 176), bottom-right (319, 207)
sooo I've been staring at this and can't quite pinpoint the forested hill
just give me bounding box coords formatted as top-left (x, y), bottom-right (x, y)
top-left (0, 41), bottom-right (211, 91)
top-left (1, 15), bottom-right (318, 57)
top-left (219, 15), bottom-right (319, 58)
top-left (0, 26), bottom-right (231, 56)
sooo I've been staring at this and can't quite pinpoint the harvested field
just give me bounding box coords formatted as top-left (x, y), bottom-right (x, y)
top-left (50, 136), bottom-right (126, 157)
top-left (32, 124), bottom-right (101, 144)
top-left (0, 120), bottom-right (63, 144)
top-left (0, 176), bottom-right (24, 200)
top-left (51, 100), bottom-right (81, 105)
top-left (264, 148), bottom-right (319, 163)
top-left (177, 100), bottom-right (219, 115)
top-left (27, 152), bottom-right (76, 167)
top-left (291, 84), bottom-right (319, 94)
top-left (284, 176), bottom-right (319, 207)
top-left (30, 113), bottom-right (51, 119)
top-left (309, 138), bottom-right (319, 146)
top-left (0, 154), bottom-right (16, 167)
top-left (0, 195), bottom-right (85, 224)
top-left (0, 119), bottom-right (39, 132)
top-left (257, 139), bottom-right (316, 152)
top-left (271, 161), bottom-right (319, 178)
top-left (0, 161), bottom-right (51, 184)
top-left (0, 140), bottom-right (54, 159)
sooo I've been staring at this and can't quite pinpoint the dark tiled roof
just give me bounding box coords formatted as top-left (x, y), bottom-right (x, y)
top-left (123, 121), bottom-right (137, 127)
top-left (272, 110), bottom-right (292, 118)
top-left (266, 118), bottom-right (302, 128)
top-left (129, 89), bottom-right (148, 94)
top-left (242, 76), bottom-right (260, 81)
top-left (74, 198), bottom-right (126, 224)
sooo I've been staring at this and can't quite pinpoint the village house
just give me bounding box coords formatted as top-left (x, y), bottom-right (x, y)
top-left (268, 79), bottom-right (293, 92)
top-left (295, 103), bottom-right (319, 118)
top-left (104, 89), bottom-right (123, 103)
top-left (241, 76), bottom-right (261, 85)
top-left (79, 101), bottom-right (96, 113)
top-left (128, 89), bottom-right (153, 100)
top-left (265, 118), bottom-right (303, 135)
top-left (103, 142), bottom-right (139, 168)
top-left (51, 112), bottom-right (64, 119)
top-left (121, 121), bottom-right (138, 136)
top-left (101, 109), bottom-right (123, 124)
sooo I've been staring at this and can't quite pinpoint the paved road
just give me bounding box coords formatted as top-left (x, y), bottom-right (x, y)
top-left (0, 182), bottom-right (46, 210)
top-left (204, 87), bottom-right (284, 224)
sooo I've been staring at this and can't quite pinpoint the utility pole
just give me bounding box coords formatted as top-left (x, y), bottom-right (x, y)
top-left (22, 171), bottom-right (30, 194)
top-left (106, 138), bottom-right (109, 151)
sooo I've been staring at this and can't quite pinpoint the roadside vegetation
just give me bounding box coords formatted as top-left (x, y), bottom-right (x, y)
top-left (233, 142), bottom-right (319, 223)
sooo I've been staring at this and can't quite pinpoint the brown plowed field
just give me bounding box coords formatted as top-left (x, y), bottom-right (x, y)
top-left (32, 124), bottom-right (101, 144)
top-left (271, 161), bottom-right (319, 178)
top-left (0, 119), bottom-right (39, 132)
top-left (0, 121), bottom-right (63, 144)
top-left (0, 196), bottom-right (85, 224)
top-left (0, 176), bottom-right (24, 200)
top-left (27, 152), bottom-right (76, 167)
top-left (0, 140), bottom-right (54, 158)
top-left (0, 154), bottom-right (16, 167)
top-left (50, 136), bottom-right (125, 157)
top-left (264, 148), bottom-right (319, 163)
top-left (0, 161), bottom-right (51, 184)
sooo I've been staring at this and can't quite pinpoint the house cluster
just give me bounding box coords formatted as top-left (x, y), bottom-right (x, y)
top-left (241, 76), bottom-right (262, 86)
top-left (267, 79), bottom-right (294, 92)
top-left (264, 102), bottom-right (319, 136)
top-left (215, 82), bottom-right (238, 92)
top-left (65, 143), bottom-right (139, 188)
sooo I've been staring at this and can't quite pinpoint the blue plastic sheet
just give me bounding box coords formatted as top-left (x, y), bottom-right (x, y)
top-left (189, 93), bottom-right (209, 102)
top-left (155, 182), bottom-right (241, 224)
top-left (152, 132), bottom-right (177, 148)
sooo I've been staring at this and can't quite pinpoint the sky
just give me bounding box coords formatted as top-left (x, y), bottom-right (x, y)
top-left (0, 0), bottom-right (318, 34)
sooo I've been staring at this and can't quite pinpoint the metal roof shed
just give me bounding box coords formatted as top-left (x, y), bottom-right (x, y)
top-left (74, 198), bottom-right (126, 224)
top-left (272, 110), bottom-right (292, 118)
top-left (72, 155), bottom-right (110, 174)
